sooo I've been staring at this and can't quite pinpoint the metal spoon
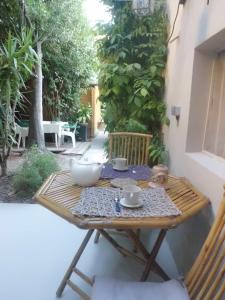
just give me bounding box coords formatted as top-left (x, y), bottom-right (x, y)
top-left (115, 197), bottom-right (121, 213)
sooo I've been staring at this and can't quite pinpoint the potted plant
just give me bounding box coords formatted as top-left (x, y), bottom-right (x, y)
top-left (76, 104), bottom-right (92, 141)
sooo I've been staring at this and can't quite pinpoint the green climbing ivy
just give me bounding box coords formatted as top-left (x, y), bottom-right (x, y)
top-left (98, 1), bottom-right (168, 135)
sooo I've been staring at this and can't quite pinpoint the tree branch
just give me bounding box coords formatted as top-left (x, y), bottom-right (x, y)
top-left (6, 146), bottom-right (11, 159)
top-left (20, 0), bottom-right (33, 29)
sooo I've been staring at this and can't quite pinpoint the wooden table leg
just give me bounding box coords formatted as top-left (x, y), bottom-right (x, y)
top-left (99, 229), bottom-right (127, 257)
top-left (152, 261), bottom-right (170, 281)
top-left (99, 229), bottom-right (150, 265)
top-left (133, 229), bottom-right (140, 253)
top-left (56, 229), bottom-right (94, 297)
top-left (127, 229), bottom-right (169, 281)
top-left (126, 229), bottom-right (149, 258)
top-left (141, 229), bottom-right (167, 281)
top-left (94, 228), bottom-right (169, 283)
top-left (94, 230), bottom-right (101, 244)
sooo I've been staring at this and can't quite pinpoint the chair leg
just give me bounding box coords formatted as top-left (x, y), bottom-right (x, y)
top-left (55, 133), bottom-right (58, 149)
top-left (22, 137), bottom-right (26, 149)
top-left (72, 135), bottom-right (76, 148)
top-left (94, 230), bottom-right (101, 244)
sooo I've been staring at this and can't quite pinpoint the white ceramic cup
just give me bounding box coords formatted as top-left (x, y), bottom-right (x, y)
top-left (112, 157), bottom-right (128, 170)
top-left (122, 185), bottom-right (142, 205)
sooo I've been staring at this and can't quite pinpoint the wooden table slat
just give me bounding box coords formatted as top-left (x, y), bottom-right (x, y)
top-left (35, 172), bottom-right (210, 230)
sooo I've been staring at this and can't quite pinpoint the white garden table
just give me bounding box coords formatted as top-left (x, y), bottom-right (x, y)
top-left (15, 121), bottom-right (70, 149)
top-left (43, 121), bottom-right (68, 148)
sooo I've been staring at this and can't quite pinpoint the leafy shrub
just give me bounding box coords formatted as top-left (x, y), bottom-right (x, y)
top-left (120, 119), bottom-right (148, 133)
top-left (149, 135), bottom-right (168, 166)
top-left (98, 2), bottom-right (168, 135)
top-left (76, 104), bottom-right (92, 123)
top-left (13, 146), bottom-right (60, 194)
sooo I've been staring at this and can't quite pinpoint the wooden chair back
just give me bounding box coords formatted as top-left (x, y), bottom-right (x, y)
top-left (185, 187), bottom-right (225, 300)
top-left (108, 132), bottom-right (152, 165)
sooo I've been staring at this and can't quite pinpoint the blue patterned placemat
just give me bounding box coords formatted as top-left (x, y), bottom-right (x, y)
top-left (100, 164), bottom-right (151, 181)
top-left (72, 187), bottom-right (181, 218)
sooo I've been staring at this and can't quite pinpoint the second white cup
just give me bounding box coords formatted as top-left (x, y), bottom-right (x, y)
top-left (112, 157), bottom-right (128, 170)
top-left (122, 185), bottom-right (142, 206)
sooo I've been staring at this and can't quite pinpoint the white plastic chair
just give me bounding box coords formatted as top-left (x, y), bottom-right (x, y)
top-left (59, 123), bottom-right (77, 148)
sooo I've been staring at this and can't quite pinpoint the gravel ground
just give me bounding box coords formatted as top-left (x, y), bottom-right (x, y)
top-left (0, 176), bottom-right (34, 204)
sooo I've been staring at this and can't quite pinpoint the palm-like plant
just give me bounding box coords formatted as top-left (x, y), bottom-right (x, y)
top-left (0, 29), bottom-right (37, 176)
top-left (76, 104), bottom-right (92, 124)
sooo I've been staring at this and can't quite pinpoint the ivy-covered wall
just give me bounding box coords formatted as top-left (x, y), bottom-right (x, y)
top-left (98, 0), bottom-right (168, 136)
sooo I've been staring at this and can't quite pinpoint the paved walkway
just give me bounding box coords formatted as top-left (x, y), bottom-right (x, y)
top-left (54, 129), bottom-right (108, 170)
top-left (83, 129), bottom-right (108, 163)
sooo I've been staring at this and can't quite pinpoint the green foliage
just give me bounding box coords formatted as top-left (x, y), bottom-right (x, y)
top-left (0, 1), bottom-right (21, 42)
top-left (66, 103), bottom-right (93, 124)
top-left (0, 29), bottom-right (37, 175)
top-left (149, 135), bottom-right (168, 165)
top-left (13, 146), bottom-right (60, 194)
top-left (76, 104), bottom-right (93, 124)
top-left (25, 0), bottom-right (97, 120)
top-left (98, 1), bottom-right (168, 134)
top-left (0, 0), bottom-right (97, 122)
top-left (122, 119), bottom-right (148, 133)
top-left (111, 118), bottom-right (148, 133)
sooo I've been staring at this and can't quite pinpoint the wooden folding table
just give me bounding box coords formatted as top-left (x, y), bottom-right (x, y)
top-left (35, 171), bottom-right (209, 300)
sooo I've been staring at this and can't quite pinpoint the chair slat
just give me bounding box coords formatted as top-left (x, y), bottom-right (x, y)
top-left (108, 132), bottom-right (152, 165)
top-left (185, 188), bottom-right (225, 300)
top-left (187, 215), bottom-right (225, 289)
top-left (138, 137), bottom-right (141, 164)
top-left (204, 264), bottom-right (225, 300)
top-left (143, 137), bottom-right (146, 164)
top-left (214, 280), bottom-right (225, 300)
top-left (196, 248), bottom-right (225, 299)
top-left (190, 230), bottom-right (225, 298)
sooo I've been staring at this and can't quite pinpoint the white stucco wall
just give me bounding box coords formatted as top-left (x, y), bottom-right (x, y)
top-left (165, 0), bottom-right (225, 274)
top-left (165, 0), bottom-right (225, 212)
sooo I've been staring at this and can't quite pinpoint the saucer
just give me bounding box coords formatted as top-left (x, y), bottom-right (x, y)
top-left (120, 198), bottom-right (143, 208)
top-left (113, 166), bottom-right (128, 171)
top-left (110, 178), bottom-right (137, 188)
